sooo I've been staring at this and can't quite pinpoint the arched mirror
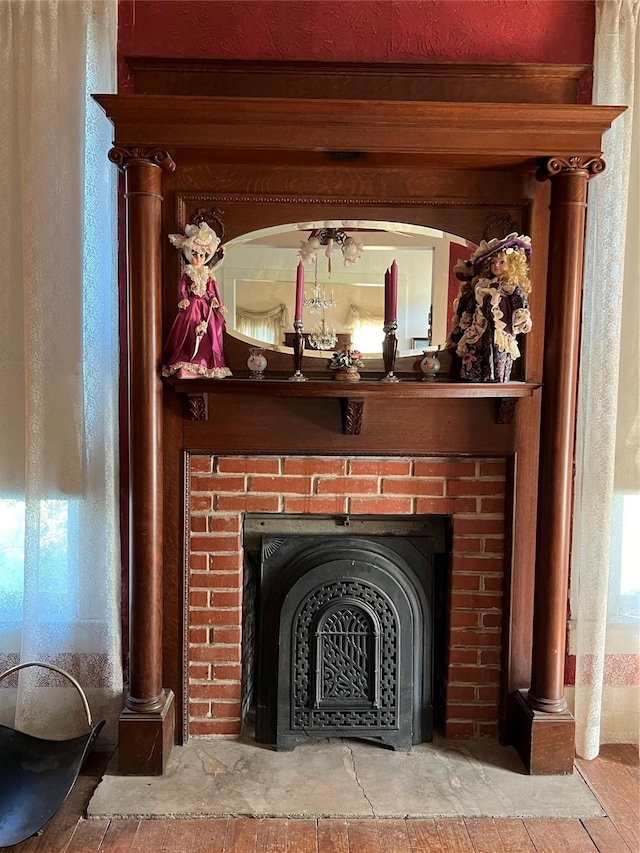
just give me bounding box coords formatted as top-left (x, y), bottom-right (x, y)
top-left (216, 220), bottom-right (476, 358)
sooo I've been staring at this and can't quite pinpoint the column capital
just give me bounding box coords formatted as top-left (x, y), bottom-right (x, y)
top-left (108, 146), bottom-right (176, 173)
top-left (536, 156), bottom-right (605, 182)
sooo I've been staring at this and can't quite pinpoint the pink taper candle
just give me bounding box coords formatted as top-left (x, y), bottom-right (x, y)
top-left (385, 260), bottom-right (398, 325)
top-left (295, 261), bottom-right (304, 321)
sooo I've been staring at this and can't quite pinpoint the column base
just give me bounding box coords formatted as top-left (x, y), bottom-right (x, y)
top-left (511, 688), bottom-right (575, 775)
top-left (117, 688), bottom-right (175, 775)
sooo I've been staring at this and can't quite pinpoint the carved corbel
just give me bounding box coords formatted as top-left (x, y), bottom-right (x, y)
top-left (187, 394), bottom-right (208, 422)
top-left (495, 398), bottom-right (518, 425)
top-left (340, 398), bottom-right (364, 435)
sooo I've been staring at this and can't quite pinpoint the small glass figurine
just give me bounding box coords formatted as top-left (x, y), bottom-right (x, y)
top-left (247, 347), bottom-right (267, 379)
top-left (420, 348), bottom-right (441, 381)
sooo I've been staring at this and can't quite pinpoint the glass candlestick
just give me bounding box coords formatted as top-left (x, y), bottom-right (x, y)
top-left (288, 319), bottom-right (307, 381)
top-left (380, 321), bottom-right (400, 383)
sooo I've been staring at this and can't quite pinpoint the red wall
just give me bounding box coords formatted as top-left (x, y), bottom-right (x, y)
top-left (118, 1), bottom-right (594, 66)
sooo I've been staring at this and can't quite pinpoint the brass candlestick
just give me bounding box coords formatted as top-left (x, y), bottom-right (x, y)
top-left (288, 319), bottom-right (307, 381)
top-left (380, 321), bottom-right (400, 383)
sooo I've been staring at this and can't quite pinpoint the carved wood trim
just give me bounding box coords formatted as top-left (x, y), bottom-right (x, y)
top-left (340, 398), bottom-right (364, 435)
top-left (536, 155), bottom-right (606, 182)
top-left (176, 192), bottom-right (528, 209)
top-left (186, 394), bottom-right (208, 421)
top-left (108, 146), bottom-right (176, 173)
top-left (181, 452), bottom-right (192, 744)
top-left (496, 399), bottom-right (518, 425)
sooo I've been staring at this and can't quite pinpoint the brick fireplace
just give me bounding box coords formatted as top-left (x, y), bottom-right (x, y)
top-left (185, 454), bottom-right (507, 742)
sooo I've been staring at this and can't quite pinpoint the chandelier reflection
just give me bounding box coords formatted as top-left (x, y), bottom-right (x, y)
top-left (304, 278), bottom-right (335, 315)
top-left (307, 317), bottom-right (338, 351)
top-left (298, 226), bottom-right (363, 275)
top-left (305, 259), bottom-right (338, 350)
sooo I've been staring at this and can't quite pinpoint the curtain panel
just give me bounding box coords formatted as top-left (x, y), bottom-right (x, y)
top-left (572, 0), bottom-right (640, 758)
top-left (0, 0), bottom-right (122, 740)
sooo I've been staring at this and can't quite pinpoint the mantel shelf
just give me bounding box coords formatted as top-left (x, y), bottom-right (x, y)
top-left (166, 378), bottom-right (541, 433)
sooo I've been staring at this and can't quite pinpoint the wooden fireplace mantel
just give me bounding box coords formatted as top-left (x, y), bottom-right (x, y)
top-left (95, 61), bottom-right (624, 776)
top-left (168, 378), bottom-right (541, 432)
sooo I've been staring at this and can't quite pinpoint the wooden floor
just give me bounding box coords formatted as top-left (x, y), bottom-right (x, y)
top-left (2, 744), bottom-right (637, 852)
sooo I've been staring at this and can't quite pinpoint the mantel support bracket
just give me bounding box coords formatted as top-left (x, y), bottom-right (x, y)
top-left (495, 398), bottom-right (518, 424)
top-left (187, 393), bottom-right (208, 421)
top-left (340, 397), bottom-right (364, 435)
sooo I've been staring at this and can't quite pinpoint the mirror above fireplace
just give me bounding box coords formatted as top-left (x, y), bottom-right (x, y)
top-left (217, 219), bottom-right (475, 357)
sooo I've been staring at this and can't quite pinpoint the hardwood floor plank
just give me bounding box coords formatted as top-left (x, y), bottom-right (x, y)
top-left (374, 819), bottom-right (411, 852)
top-left (492, 819), bottom-right (538, 853)
top-left (582, 817), bottom-right (634, 853)
top-left (223, 818), bottom-right (258, 853)
top-left (576, 751), bottom-right (640, 851)
top-left (435, 819), bottom-right (474, 852)
top-left (464, 818), bottom-right (536, 852)
top-left (405, 819), bottom-right (442, 852)
top-left (256, 818), bottom-right (288, 853)
top-left (191, 819), bottom-right (229, 853)
top-left (599, 744), bottom-right (640, 785)
top-left (96, 819), bottom-right (140, 852)
top-left (132, 819), bottom-right (170, 850)
top-left (346, 819), bottom-right (380, 853)
top-left (285, 819), bottom-right (317, 853)
top-left (523, 819), bottom-right (599, 852)
top-left (64, 818), bottom-right (109, 852)
top-left (576, 751), bottom-right (640, 818)
top-left (316, 819), bottom-right (349, 853)
top-left (161, 819), bottom-right (204, 852)
top-left (462, 818), bottom-right (503, 853)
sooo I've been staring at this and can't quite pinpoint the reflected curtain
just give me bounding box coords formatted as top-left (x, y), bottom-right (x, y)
top-left (345, 304), bottom-right (385, 352)
top-left (0, 0), bottom-right (122, 740)
top-left (572, 0), bottom-right (640, 758)
top-left (236, 303), bottom-right (289, 345)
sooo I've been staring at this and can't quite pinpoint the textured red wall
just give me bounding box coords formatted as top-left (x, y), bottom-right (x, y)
top-left (118, 1), bottom-right (594, 65)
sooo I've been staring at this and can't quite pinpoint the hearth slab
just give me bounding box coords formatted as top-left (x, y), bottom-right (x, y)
top-left (87, 736), bottom-right (605, 820)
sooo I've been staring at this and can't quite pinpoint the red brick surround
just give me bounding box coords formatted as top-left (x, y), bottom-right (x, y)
top-left (187, 454), bottom-right (507, 739)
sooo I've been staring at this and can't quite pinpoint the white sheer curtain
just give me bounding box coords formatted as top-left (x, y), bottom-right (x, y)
top-left (572, 0), bottom-right (640, 758)
top-left (236, 303), bottom-right (289, 345)
top-left (0, 1), bottom-right (122, 740)
top-left (345, 304), bottom-right (385, 352)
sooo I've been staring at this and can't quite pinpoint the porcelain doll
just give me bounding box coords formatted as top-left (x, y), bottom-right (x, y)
top-left (447, 233), bottom-right (532, 382)
top-left (161, 222), bottom-right (232, 380)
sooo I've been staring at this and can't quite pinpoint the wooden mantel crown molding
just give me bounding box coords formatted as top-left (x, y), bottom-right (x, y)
top-left (94, 94), bottom-right (624, 167)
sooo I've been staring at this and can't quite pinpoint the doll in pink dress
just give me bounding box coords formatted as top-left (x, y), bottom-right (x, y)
top-left (162, 222), bottom-right (232, 380)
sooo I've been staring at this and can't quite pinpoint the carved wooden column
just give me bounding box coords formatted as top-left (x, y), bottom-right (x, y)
top-left (514, 156), bottom-right (604, 774)
top-left (109, 146), bottom-right (176, 774)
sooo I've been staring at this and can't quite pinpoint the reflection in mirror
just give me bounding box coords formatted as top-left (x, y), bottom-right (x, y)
top-left (217, 220), bottom-right (476, 358)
